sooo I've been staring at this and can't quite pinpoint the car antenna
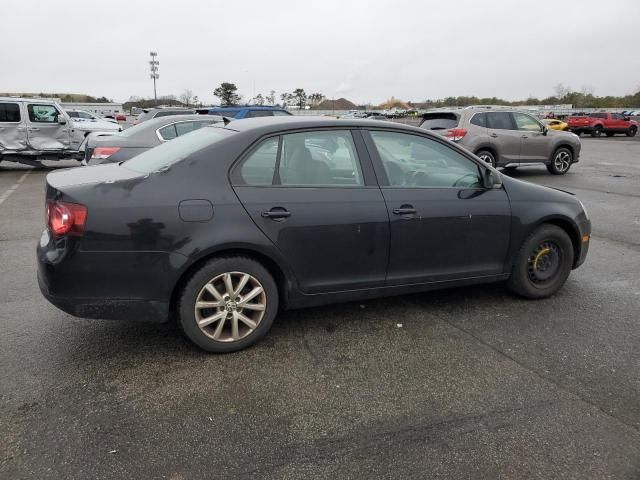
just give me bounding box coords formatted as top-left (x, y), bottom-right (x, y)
top-left (222, 116), bottom-right (232, 126)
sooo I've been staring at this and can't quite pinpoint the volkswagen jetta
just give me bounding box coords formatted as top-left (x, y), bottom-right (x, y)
top-left (37, 117), bottom-right (590, 352)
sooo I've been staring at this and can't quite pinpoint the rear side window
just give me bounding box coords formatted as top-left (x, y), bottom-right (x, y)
top-left (246, 110), bottom-right (273, 118)
top-left (158, 124), bottom-right (178, 140)
top-left (420, 113), bottom-right (458, 130)
top-left (470, 113), bottom-right (487, 127)
top-left (239, 137), bottom-right (279, 185)
top-left (487, 112), bottom-right (516, 130)
top-left (0, 103), bottom-right (21, 122)
top-left (590, 112), bottom-right (606, 119)
top-left (27, 104), bottom-right (60, 123)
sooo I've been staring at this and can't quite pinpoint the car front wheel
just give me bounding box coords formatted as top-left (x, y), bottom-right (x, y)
top-left (547, 147), bottom-right (573, 175)
top-left (627, 126), bottom-right (637, 137)
top-left (178, 256), bottom-right (278, 353)
top-left (507, 224), bottom-right (574, 299)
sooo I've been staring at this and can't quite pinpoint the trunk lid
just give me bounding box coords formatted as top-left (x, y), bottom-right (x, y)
top-left (46, 163), bottom-right (142, 191)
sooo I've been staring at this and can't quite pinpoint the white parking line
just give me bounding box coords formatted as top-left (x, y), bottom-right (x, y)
top-left (0, 171), bottom-right (31, 205)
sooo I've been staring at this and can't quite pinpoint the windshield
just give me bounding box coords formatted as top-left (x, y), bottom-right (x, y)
top-left (123, 127), bottom-right (235, 174)
top-left (420, 113), bottom-right (459, 130)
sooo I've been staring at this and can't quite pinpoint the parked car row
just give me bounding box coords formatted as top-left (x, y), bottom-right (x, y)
top-left (37, 116), bottom-right (591, 352)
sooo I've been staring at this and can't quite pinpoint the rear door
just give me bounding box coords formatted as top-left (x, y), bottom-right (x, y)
top-left (513, 112), bottom-right (549, 162)
top-left (486, 112), bottom-right (521, 165)
top-left (231, 129), bottom-right (389, 293)
top-left (25, 103), bottom-right (71, 150)
top-left (0, 102), bottom-right (27, 151)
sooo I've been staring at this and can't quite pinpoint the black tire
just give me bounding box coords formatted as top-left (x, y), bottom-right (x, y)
top-left (178, 256), bottom-right (279, 353)
top-left (627, 126), bottom-right (637, 137)
top-left (476, 149), bottom-right (496, 168)
top-left (507, 224), bottom-right (574, 299)
top-left (591, 125), bottom-right (603, 137)
top-left (605, 132), bottom-right (615, 137)
top-left (546, 147), bottom-right (573, 175)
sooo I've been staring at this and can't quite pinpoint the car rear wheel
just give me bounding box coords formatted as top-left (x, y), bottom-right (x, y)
top-left (547, 147), bottom-right (573, 175)
top-left (627, 126), bottom-right (637, 137)
top-left (507, 224), bottom-right (574, 299)
top-left (591, 126), bottom-right (603, 137)
top-left (178, 256), bottom-right (278, 353)
top-left (476, 149), bottom-right (496, 167)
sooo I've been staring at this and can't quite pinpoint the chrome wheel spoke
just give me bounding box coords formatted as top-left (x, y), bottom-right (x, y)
top-left (242, 303), bottom-right (265, 312)
top-left (198, 311), bottom-right (226, 328)
top-left (234, 274), bottom-right (250, 296)
top-left (240, 286), bottom-right (263, 304)
top-left (223, 273), bottom-right (234, 297)
top-left (196, 300), bottom-right (222, 309)
top-left (231, 313), bottom-right (240, 340)
top-left (212, 317), bottom-right (227, 340)
top-left (236, 312), bottom-right (257, 329)
top-left (205, 283), bottom-right (224, 301)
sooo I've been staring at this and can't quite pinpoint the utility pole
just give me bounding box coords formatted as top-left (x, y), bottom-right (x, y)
top-left (149, 51), bottom-right (159, 106)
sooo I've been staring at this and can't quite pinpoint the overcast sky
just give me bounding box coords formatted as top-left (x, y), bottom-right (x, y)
top-left (3, 0), bottom-right (639, 105)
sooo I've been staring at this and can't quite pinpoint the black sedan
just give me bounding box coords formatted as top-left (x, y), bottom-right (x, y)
top-left (82, 114), bottom-right (222, 165)
top-left (38, 117), bottom-right (591, 353)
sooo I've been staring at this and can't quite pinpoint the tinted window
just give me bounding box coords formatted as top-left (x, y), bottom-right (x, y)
top-left (0, 103), bottom-right (21, 122)
top-left (67, 111), bottom-right (80, 118)
top-left (124, 127), bottom-right (234, 174)
top-left (420, 113), bottom-right (459, 130)
top-left (279, 130), bottom-right (363, 186)
top-left (370, 131), bottom-right (483, 188)
top-left (487, 112), bottom-right (515, 130)
top-left (158, 124), bottom-right (177, 140)
top-left (272, 110), bottom-right (292, 116)
top-left (27, 104), bottom-right (60, 123)
top-left (513, 113), bottom-right (542, 132)
top-left (470, 113), bottom-right (487, 127)
top-left (239, 137), bottom-right (279, 185)
top-left (246, 110), bottom-right (273, 118)
top-left (590, 112), bottom-right (605, 119)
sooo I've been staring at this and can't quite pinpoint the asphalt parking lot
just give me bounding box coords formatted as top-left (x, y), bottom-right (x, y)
top-left (1, 136), bottom-right (639, 479)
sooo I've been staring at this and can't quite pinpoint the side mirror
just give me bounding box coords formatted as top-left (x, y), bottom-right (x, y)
top-left (57, 115), bottom-right (67, 125)
top-left (481, 168), bottom-right (502, 189)
top-left (542, 126), bottom-right (548, 135)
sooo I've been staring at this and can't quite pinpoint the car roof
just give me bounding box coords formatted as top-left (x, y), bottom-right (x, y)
top-left (135, 114), bottom-right (223, 129)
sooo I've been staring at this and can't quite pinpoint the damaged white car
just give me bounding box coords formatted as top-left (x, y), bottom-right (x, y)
top-left (0, 97), bottom-right (120, 166)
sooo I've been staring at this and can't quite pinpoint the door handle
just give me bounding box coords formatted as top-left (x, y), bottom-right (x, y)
top-left (521, 135), bottom-right (528, 138)
top-left (489, 133), bottom-right (498, 138)
top-left (261, 209), bottom-right (291, 219)
top-left (392, 206), bottom-right (417, 215)
top-left (29, 127), bottom-right (40, 132)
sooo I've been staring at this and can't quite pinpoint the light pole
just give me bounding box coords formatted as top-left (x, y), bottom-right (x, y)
top-left (149, 51), bottom-right (159, 106)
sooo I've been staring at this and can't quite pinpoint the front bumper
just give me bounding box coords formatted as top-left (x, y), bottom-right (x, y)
top-left (573, 218), bottom-right (591, 269)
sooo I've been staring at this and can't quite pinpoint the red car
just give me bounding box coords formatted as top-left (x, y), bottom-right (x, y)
top-left (568, 112), bottom-right (637, 137)
top-left (115, 113), bottom-right (127, 121)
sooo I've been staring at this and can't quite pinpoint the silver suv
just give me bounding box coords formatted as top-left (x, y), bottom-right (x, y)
top-left (419, 107), bottom-right (581, 175)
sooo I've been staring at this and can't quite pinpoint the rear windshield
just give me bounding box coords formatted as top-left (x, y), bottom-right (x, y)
top-left (123, 126), bottom-right (235, 174)
top-left (420, 113), bottom-right (459, 130)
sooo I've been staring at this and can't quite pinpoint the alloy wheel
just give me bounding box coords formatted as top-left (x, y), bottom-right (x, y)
top-left (553, 151), bottom-right (571, 173)
top-left (194, 272), bottom-right (266, 342)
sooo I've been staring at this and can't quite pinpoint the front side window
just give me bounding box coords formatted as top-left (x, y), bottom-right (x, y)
top-left (486, 112), bottom-right (515, 130)
top-left (279, 130), bottom-right (363, 186)
top-left (513, 113), bottom-right (542, 132)
top-left (370, 131), bottom-right (483, 188)
top-left (27, 104), bottom-right (60, 123)
top-left (0, 103), bottom-right (21, 122)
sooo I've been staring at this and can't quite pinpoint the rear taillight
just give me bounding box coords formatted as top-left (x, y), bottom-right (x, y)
top-left (47, 201), bottom-right (87, 237)
top-left (443, 128), bottom-right (468, 142)
top-left (91, 147), bottom-right (120, 159)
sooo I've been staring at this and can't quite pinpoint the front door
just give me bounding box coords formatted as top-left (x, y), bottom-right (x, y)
top-left (513, 112), bottom-right (549, 162)
top-left (365, 129), bottom-right (511, 285)
top-left (0, 102), bottom-right (27, 151)
top-left (25, 103), bottom-right (71, 151)
top-left (232, 129), bottom-right (389, 293)
top-left (486, 111), bottom-right (521, 166)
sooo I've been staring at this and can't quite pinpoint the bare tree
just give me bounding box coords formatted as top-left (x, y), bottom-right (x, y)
top-left (266, 90), bottom-right (276, 106)
top-left (254, 93), bottom-right (264, 105)
top-left (554, 83), bottom-right (571, 99)
top-left (179, 89), bottom-right (194, 107)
